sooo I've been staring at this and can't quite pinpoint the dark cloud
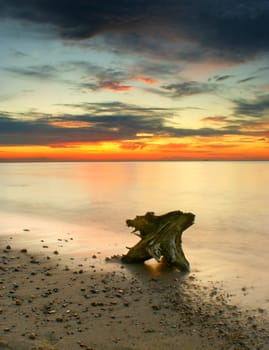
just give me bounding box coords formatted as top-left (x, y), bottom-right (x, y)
top-left (72, 61), bottom-right (129, 82)
top-left (237, 76), bottom-right (256, 84)
top-left (80, 81), bottom-right (132, 92)
top-left (233, 94), bottom-right (269, 117)
top-left (94, 32), bottom-right (220, 63)
top-left (1, 1), bottom-right (269, 61)
top-left (76, 63), bottom-right (132, 91)
top-left (0, 104), bottom-right (242, 147)
top-left (2, 96), bottom-right (268, 147)
top-left (213, 75), bottom-right (234, 82)
top-left (59, 101), bottom-right (180, 120)
top-left (161, 81), bottom-right (216, 98)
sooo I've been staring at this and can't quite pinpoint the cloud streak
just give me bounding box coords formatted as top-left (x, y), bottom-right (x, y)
top-left (233, 94), bottom-right (269, 117)
top-left (161, 81), bottom-right (216, 98)
top-left (5, 65), bottom-right (59, 79)
top-left (2, 99), bottom-right (267, 147)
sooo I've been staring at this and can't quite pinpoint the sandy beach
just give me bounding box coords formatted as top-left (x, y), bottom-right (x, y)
top-left (1, 233), bottom-right (269, 350)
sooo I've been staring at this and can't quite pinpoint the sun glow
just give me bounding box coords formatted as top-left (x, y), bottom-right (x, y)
top-left (1, 133), bottom-right (268, 162)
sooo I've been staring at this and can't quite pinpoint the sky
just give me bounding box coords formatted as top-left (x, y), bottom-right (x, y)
top-left (1, 0), bottom-right (269, 161)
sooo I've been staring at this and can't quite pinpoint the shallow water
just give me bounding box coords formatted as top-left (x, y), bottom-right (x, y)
top-left (1, 161), bottom-right (269, 310)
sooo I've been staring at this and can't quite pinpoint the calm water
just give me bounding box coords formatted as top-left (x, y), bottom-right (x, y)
top-left (1, 161), bottom-right (269, 309)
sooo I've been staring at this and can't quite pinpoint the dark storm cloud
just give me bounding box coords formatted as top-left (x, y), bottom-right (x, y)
top-left (95, 32), bottom-right (218, 63)
top-left (0, 106), bottom-right (244, 146)
top-left (0, 113), bottom-right (157, 145)
top-left (1, 1), bottom-right (269, 61)
top-left (233, 94), bottom-right (269, 117)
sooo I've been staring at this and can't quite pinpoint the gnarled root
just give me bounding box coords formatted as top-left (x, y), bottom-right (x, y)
top-left (122, 210), bottom-right (195, 272)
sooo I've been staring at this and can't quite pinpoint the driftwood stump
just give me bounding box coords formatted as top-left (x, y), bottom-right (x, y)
top-left (122, 210), bottom-right (195, 272)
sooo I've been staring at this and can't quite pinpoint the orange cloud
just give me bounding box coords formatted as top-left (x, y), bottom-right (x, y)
top-left (133, 76), bottom-right (158, 85)
top-left (49, 121), bottom-right (90, 128)
top-left (99, 81), bottom-right (132, 91)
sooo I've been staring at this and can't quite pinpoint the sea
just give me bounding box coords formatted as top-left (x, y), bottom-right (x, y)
top-left (1, 161), bottom-right (269, 310)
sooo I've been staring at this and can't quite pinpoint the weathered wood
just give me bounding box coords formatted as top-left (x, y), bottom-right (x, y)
top-left (122, 210), bottom-right (195, 272)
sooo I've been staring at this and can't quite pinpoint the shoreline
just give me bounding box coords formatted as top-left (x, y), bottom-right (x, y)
top-left (1, 236), bottom-right (269, 350)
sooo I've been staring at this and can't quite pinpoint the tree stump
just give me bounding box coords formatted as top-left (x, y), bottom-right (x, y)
top-left (122, 210), bottom-right (195, 272)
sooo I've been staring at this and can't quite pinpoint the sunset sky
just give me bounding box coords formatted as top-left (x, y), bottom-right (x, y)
top-left (1, 0), bottom-right (269, 161)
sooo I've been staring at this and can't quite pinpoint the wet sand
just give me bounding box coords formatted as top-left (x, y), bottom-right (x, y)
top-left (1, 235), bottom-right (269, 350)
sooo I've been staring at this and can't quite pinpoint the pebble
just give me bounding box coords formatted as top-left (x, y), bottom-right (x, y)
top-left (29, 333), bottom-right (37, 339)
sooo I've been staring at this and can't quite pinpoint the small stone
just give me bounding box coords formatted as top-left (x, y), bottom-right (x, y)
top-left (20, 248), bottom-right (27, 253)
top-left (258, 308), bottom-right (265, 313)
top-left (48, 310), bottom-right (56, 314)
top-left (53, 250), bottom-right (59, 255)
top-left (29, 333), bottom-right (37, 339)
top-left (30, 258), bottom-right (39, 264)
top-left (6, 245), bottom-right (11, 250)
top-left (152, 305), bottom-right (161, 310)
